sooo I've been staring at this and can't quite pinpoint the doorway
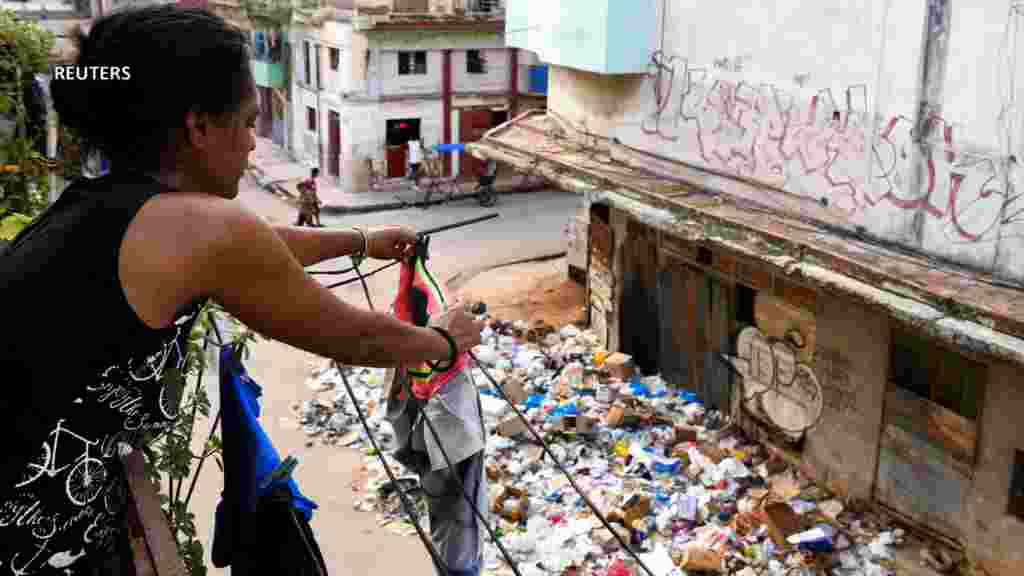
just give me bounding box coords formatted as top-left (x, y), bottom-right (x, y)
top-left (458, 108), bottom-right (506, 179)
top-left (328, 110), bottom-right (341, 179)
top-left (385, 118), bottom-right (420, 179)
top-left (257, 86), bottom-right (273, 139)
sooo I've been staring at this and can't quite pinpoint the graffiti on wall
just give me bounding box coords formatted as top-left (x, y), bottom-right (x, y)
top-left (639, 50), bottom-right (1023, 245)
top-left (721, 326), bottom-right (824, 439)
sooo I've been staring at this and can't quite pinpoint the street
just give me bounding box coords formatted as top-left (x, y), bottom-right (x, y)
top-left (188, 174), bottom-right (581, 575)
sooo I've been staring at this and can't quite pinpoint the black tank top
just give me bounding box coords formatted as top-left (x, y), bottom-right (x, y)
top-left (0, 174), bottom-right (205, 574)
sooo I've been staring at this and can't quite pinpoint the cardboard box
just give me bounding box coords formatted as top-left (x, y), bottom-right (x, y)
top-left (604, 353), bottom-right (635, 381)
top-left (497, 415), bottom-right (529, 438)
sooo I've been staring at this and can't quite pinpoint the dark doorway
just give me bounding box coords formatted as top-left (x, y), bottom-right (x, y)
top-left (257, 87), bottom-right (273, 139)
top-left (385, 118), bottom-right (420, 179)
top-left (328, 110), bottom-right (341, 178)
top-left (621, 219), bottom-right (661, 376)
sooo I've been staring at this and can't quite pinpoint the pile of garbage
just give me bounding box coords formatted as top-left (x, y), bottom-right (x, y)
top-left (292, 318), bottom-right (926, 576)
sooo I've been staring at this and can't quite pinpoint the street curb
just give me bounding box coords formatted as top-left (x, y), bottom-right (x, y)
top-left (445, 251), bottom-right (568, 294)
top-left (320, 183), bottom-right (547, 216)
top-left (247, 166), bottom-right (548, 216)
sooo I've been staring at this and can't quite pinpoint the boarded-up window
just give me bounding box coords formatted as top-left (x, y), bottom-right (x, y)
top-left (890, 330), bottom-right (983, 420)
top-left (887, 329), bottom-right (986, 465)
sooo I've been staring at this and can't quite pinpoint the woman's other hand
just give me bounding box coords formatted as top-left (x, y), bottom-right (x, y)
top-left (366, 225), bottom-right (417, 260)
top-left (431, 301), bottom-right (485, 355)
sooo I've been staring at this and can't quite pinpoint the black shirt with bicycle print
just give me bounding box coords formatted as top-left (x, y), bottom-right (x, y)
top-left (0, 174), bottom-right (205, 575)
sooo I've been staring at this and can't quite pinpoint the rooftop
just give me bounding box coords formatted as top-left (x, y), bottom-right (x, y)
top-left (469, 110), bottom-right (1024, 364)
top-left (353, 0), bottom-right (503, 31)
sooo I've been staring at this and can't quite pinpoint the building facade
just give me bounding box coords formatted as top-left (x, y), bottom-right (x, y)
top-left (289, 0), bottom-right (546, 200)
top-left (470, 2), bottom-right (1024, 574)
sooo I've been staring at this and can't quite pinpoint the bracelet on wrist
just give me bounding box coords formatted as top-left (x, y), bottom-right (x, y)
top-left (428, 326), bottom-right (457, 372)
top-left (352, 226), bottom-right (368, 259)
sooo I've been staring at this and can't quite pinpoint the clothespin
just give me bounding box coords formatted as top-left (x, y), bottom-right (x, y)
top-left (415, 235), bottom-right (431, 261)
top-left (260, 455), bottom-right (299, 490)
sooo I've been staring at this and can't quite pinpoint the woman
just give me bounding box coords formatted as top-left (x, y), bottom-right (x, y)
top-left (0, 6), bottom-right (482, 574)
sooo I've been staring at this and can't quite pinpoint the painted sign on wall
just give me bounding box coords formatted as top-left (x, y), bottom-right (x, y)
top-left (721, 325), bottom-right (824, 439)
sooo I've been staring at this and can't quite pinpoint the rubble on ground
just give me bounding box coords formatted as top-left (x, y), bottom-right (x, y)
top-left (290, 315), bottom-right (924, 576)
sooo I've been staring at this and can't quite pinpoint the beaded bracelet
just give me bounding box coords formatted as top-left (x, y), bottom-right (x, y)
top-left (428, 326), bottom-right (457, 372)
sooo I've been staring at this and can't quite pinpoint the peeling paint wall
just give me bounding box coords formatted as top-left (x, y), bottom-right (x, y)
top-left (801, 296), bottom-right (888, 501)
top-left (532, 0), bottom-right (1024, 282)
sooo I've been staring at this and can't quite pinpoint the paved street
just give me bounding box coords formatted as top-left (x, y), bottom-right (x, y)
top-left (188, 173), bottom-right (580, 575)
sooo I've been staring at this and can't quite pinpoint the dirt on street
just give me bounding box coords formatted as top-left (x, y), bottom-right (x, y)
top-left (451, 257), bottom-right (588, 329)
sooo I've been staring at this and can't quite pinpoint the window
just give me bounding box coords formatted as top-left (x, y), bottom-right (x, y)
top-left (306, 107), bottom-right (316, 132)
top-left (398, 51), bottom-right (427, 75)
top-left (735, 284), bottom-right (756, 326)
top-left (303, 41), bottom-right (312, 85)
top-left (1011, 450), bottom-right (1024, 519)
top-left (467, 50), bottom-right (487, 74)
top-left (329, 47), bottom-right (340, 71)
top-left (889, 330), bottom-right (984, 420)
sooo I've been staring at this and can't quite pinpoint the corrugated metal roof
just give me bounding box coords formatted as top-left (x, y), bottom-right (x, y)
top-left (469, 110), bottom-right (1024, 361)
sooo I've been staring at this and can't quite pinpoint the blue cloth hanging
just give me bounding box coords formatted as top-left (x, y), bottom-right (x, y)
top-left (211, 346), bottom-right (318, 568)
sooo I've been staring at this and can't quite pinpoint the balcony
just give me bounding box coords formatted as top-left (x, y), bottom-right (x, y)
top-left (353, 0), bottom-right (504, 31)
top-left (505, 0), bottom-right (657, 75)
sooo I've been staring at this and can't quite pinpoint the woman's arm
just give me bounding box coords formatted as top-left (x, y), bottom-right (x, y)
top-left (271, 225), bottom-right (363, 266)
top-left (120, 194), bottom-right (479, 367)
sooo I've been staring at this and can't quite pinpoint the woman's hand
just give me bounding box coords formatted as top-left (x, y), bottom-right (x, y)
top-left (430, 301), bottom-right (485, 356)
top-left (364, 225), bottom-right (418, 260)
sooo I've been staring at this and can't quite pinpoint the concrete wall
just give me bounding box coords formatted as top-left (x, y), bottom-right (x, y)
top-left (370, 31), bottom-right (507, 97)
top-left (802, 294), bottom-right (888, 501)
top-left (377, 49), bottom-right (445, 95)
top-left (341, 98), bottom-right (445, 192)
top-left (453, 48), bottom-right (508, 93)
top-left (533, 0), bottom-right (1024, 283)
top-left (965, 361), bottom-right (1024, 574)
top-left (505, 0), bottom-right (657, 74)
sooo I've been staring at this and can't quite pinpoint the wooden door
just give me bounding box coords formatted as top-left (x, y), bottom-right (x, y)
top-left (459, 109), bottom-right (493, 179)
top-left (386, 146), bottom-right (407, 179)
top-left (620, 220), bottom-right (661, 375)
top-left (704, 276), bottom-right (734, 410)
top-left (328, 111), bottom-right (341, 178)
top-left (658, 257), bottom-right (692, 389)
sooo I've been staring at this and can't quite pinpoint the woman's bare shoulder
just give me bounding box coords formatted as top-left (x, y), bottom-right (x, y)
top-left (119, 192), bottom-right (270, 328)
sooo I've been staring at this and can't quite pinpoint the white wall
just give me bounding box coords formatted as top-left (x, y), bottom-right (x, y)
top-left (541, 0), bottom-right (1024, 282)
top-left (367, 30), bottom-right (507, 97)
top-left (377, 50), bottom-right (444, 96)
top-left (453, 48), bottom-right (509, 93)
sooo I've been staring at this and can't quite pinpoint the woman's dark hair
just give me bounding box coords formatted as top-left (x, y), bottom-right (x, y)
top-left (51, 6), bottom-right (252, 173)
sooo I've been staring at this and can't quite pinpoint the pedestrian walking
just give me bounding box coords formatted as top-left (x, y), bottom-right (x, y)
top-left (0, 6), bottom-right (483, 575)
top-left (296, 167), bottom-right (322, 227)
top-left (408, 139), bottom-right (423, 185)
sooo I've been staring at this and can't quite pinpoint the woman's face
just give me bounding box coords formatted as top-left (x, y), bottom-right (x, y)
top-left (190, 77), bottom-right (259, 199)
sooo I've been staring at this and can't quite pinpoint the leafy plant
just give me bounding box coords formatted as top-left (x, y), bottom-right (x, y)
top-left (142, 303), bottom-right (260, 576)
top-left (0, 8), bottom-right (56, 232)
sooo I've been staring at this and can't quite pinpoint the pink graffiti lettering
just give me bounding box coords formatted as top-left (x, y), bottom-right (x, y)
top-left (642, 54), bottom-right (1016, 242)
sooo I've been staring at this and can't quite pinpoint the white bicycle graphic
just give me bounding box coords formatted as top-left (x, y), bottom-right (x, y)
top-left (15, 419), bottom-right (108, 506)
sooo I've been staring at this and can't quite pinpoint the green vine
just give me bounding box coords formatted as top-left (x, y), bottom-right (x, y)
top-left (0, 9), bottom-right (56, 238)
top-left (141, 303), bottom-right (260, 576)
